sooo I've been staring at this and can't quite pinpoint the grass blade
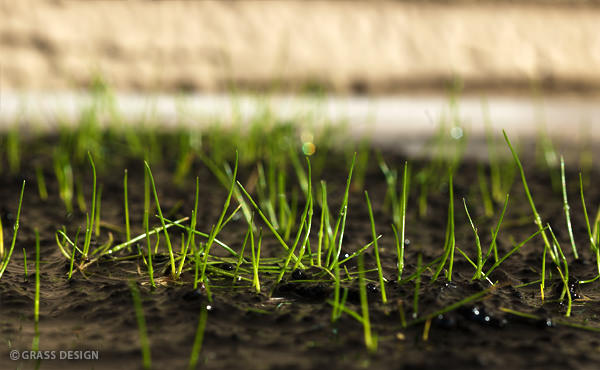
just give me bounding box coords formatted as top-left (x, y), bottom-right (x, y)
top-left (82, 153), bottom-right (97, 258)
top-left (124, 169), bottom-right (131, 243)
top-left (560, 156), bottom-right (578, 259)
top-left (129, 282), bottom-right (151, 369)
top-left (145, 161), bottom-right (177, 279)
top-left (358, 253), bottom-right (376, 353)
top-left (503, 130), bottom-right (555, 263)
top-left (463, 198), bottom-right (483, 279)
top-left (32, 229), bottom-right (40, 352)
top-left (188, 305), bottom-right (208, 370)
top-left (365, 190), bottom-right (387, 304)
top-left (0, 180), bottom-right (25, 280)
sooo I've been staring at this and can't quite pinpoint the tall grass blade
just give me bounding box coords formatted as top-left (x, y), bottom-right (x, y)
top-left (503, 130), bottom-right (555, 262)
top-left (0, 180), bottom-right (25, 280)
top-left (560, 156), bottom-right (578, 259)
top-left (365, 191), bottom-right (387, 304)
top-left (188, 305), bottom-right (208, 370)
top-left (129, 282), bottom-right (151, 369)
top-left (82, 153), bottom-right (97, 259)
top-left (145, 161), bottom-right (177, 279)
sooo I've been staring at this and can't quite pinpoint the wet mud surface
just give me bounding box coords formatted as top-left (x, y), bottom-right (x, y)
top-left (1, 138), bottom-right (600, 370)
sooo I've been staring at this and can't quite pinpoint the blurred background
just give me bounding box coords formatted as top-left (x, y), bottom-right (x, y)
top-left (2, 0), bottom-right (600, 142)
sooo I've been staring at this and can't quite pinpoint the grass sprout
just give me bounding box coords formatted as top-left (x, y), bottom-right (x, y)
top-left (358, 252), bottom-right (377, 353)
top-left (188, 305), bottom-right (209, 369)
top-left (579, 174), bottom-right (600, 283)
top-left (0, 180), bottom-right (26, 280)
top-left (503, 130), bottom-right (556, 263)
top-left (413, 253), bottom-right (422, 319)
top-left (200, 152), bottom-right (240, 284)
top-left (32, 229), bottom-right (40, 352)
top-left (176, 177), bottom-right (200, 280)
top-left (250, 226), bottom-right (262, 293)
top-left (432, 171), bottom-right (456, 282)
top-left (82, 153), bottom-right (97, 259)
top-left (560, 156), bottom-right (578, 259)
top-left (0, 216), bottom-right (3, 260)
top-left (35, 165), bottom-right (48, 201)
top-left (124, 169), bottom-right (131, 243)
top-left (326, 153), bottom-right (356, 270)
top-left (145, 161), bottom-right (177, 279)
top-left (463, 198), bottom-right (484, 280)
top-left (365, 190), bottom-right (387, 304)
top-left (390, 161), bottom-right (409, 281)
top-left (129, 282), bottom-right (151, 369)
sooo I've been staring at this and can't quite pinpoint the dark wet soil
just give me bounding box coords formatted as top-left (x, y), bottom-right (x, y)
top-left (1, 136), bottom-right (600, 370)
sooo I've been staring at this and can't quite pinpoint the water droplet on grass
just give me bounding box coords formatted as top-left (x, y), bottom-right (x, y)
top-left (302, 142), bottom-right (316, 156)
top-left (291, 269), bottom-right (307, 280)
top-left (450, 126), bottom-right (463, 140)
top-left (219, 263), bottom-right (234, 271)
top-left (366, 283), bottom-right (378, 293)
top-left (542, 318), bottom-right (554, 328)
top-left (434, 314), bottom-right (457, 329)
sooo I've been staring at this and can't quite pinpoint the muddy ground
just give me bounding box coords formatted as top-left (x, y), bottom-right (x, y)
top-left (1, 137), bottom-right (600, 369)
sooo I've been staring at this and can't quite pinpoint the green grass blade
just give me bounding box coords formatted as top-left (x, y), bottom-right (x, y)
top-left (177, 177), bottom-right (200, 279)
top-left (358, 253), bottom-right (376, 353)
top-left (365, 191), bottom-right (387, 304)
top-left (129, 282), bottom-right (151, 369)
top-left (560, 156), bottom-right (578, 259)
top-left (397, 161), bottom-right (409, 280)
top-left (32, 229), bottom-right (40, 352)
top-left (82, 153), bottom-right (97, 258)
top-left (483, 194), bottom-right (509, 264)
top-left (0, 180), bottom-right (25, 280)
top-left (124, 169), bottom-right (131, 243)
top-left (463, 198), bottom-right (483, 279)
top-left (237, 181), bottom-right (303, 267)
top-left (327, 153), bottom-right (356, 269)
top-left (484, 226), bottom-right (548, 278)
top-left (413, 253), bottom-right (422, 319)
top-left (579, 173), bottom-right (600, 276)
top-left (188, 305), bottom-right (208, 370)
top-left (145, 161), bottom-right (177, 278)
top-left (503, 130), bottom-right (555, 263)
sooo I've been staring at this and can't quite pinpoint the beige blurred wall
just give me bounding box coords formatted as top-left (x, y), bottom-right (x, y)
top-left (2, 0), bottom-right (600, 94)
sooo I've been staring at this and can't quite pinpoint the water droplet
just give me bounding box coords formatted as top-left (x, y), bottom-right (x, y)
top-left (450, 126), bottom-right (463, 140)
top-left (434, 314), bottom-right (457, 329)
top-left (219, 263), bottom-right (234, 271)
top-left (366, 283), bottom-right (379, 293)
top-left (291, 269), bottom-right (307, 280)
top-left (302, 142), bottom-right (316, 156)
